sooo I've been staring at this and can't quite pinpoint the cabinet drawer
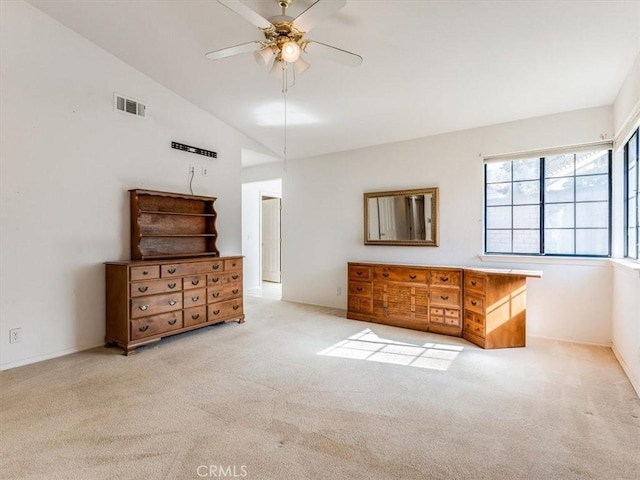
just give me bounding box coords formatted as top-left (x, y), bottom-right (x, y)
top-left (183, 275), bottom-right (206, 290)
top-left (430, 314), bottom-right (445, 324)
top-left (444, 315), bottom-right (460, 327)
top-left (184, 306), bottom-right (206, 327)
top-left (374, 267), bottom-right (427, 283)
top-left (162, 260), bottom-right (223, 277)
top-left (208, 284), bottom-right (242, 303)
top-left (465, 273), bottom-right (485, 292)
top-left (348, 265), bottom-right (372, 281)
top-left (208, 299), bottom-right (243, 322)
top-left (430, 307), bottom-right (444, 317)
top-left (208, 272), bottom-right (242, 286)
top-left (183, 288), bottom-right (206, 308)
top-left (131, 311), bottom-right (183, 340)
top-left (465, 295), bottom-right (484, 314)
top-left (224, 259), bottom-right (242, 271)
top-left (348, 296), bottom-right (373, 314)
top-left (429, 289), bottom-right (460, 307)
top-left (464, 320), bottom-right (484, 336)
top-left (130, 265), bottom-right (160, 281)
top-left (349, 281), bottom-right (372, 298)
top-left (130, 292), bottom-right (183, 318)
top-left (130, 278), bottom-right (182, 297)
top-left (445, 308), bottom-right (460, 319)
top-left (430, 269), bottom-right (462, 287)
top-left (464, 310), bottom-right (485, 326)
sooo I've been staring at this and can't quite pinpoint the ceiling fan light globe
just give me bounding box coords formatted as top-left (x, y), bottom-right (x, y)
top-left (269, 60), bottom-right (285, 78)
top-left (293, 57), bottom-right (310, 75)
top-left (254, 46), bottom-right (275, 69)
top-left (281, 41), bottom-right (301, 63)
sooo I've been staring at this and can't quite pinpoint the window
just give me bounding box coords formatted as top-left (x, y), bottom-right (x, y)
top-left (485, 149), bottom-right (611, 256)
top-left (625, 129), bottom-right (639, 260)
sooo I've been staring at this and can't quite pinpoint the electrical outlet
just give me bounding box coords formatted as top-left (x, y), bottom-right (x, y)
top-left (337, 287), bottom-right (342, 296)
top-left (201, 166), bottom-right (208, 176)
top-left (9, 328), bottom-right (21, 344)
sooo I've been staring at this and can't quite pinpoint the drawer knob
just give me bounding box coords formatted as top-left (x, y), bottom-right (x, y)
top-left (471, 280), bottom-right (477, 286)
top-left (356, 287), bottom-right (363, 292)
top-left (356, 271), bottom-right (362, 276)
top-left (440, 295), bottom-right (449, 300)
top-left (232, 263), bottom-right (236, 267)
top-left (232, 275), bottom-right (239, 280)
top-left (212, 264), bottom-right (220, 270)
top-left (167, 268), bottom-right (176, 274)
top-left (232, 289), bottom-right (239, 294)
top-left (168, 319), bottom-right (177, 325)
top-left (169, 300), bottom-right (177, 306)
top-left (138, 286), bottom-right (148, 293)
top-left (383, 273), bottom-right (389, 278)
top-left (192, 314), bottom-right (200, 320)
top-left (440, 276), bottom-right (449, 282)
top-left (191, 296), bottom-right (199, 302)
top-left (142, 271), bottom-right (149, 276)
top-left (233, 305), bottom-right (239, 310)
top-left (213, 309), bottom-right (220, 315)
top-left (471, 300), bottom-right (477, 306)
top-left (138, 325), bottom-right (149, 332)
top-left (211, 277), bottom-right (219, 283)
top-left (212, 292), bottom-right (220, 298)
top-left (409, 275), bottom-right (417, 280)
top-left (168, 283), bottom-right (177, 289)
top-left (139, 305), bottom-right (149, 311)
top-left (191, 280), bottom-right (200, 286)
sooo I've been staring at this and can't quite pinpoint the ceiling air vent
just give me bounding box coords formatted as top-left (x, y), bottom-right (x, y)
top-left (114, 93), bottom-right (146, 118)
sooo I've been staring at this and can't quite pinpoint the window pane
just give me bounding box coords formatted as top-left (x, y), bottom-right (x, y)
top-left (628, 197), bottom-right (637, 228)
top-left (487, 206), bottom-right (511, 229)
top-left (486, 183), bottom-right (512, 206)
top-left (576, 151), bottom-right (608, 175)
top-left (513, 205), bottom-right (539, 228)
top-left (576, 229), bottom-right (608, 255)
top-left (513, 180), bottom-right (540, 205)
top-left (486, 162), bottom-right (511, 183)
top-left (545, 177), bottom-right (574, 203)
top-left (576, 202), bottom-right (608, 228)
top-left (628, 164), bottom-right (637, 198)
top-left (546, 154), bottom-right (574, 178)
top-left (628, 228), bottom-right (638, 259)
top-left (513, 158), bottom-right (540, 181)
top-left (513, 230), bottom-right (539, 253)
top-left (486, 230), bottom-right (511, 253)
top-left (545, 229), bottom-right (575, 254)
top-left (629, 133), bottom-right (638, 164)
top-left (545, 203), bottom-right (574, 228)
top-left (576, 174), bottom-right (608, 202)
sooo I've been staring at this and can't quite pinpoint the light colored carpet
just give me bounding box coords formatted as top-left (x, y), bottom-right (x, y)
top-left (1, 296), bottom-right (639, 480)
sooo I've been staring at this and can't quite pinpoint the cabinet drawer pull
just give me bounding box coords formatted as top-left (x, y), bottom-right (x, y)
top-left (212, 292), bottom-right (220, 298)
top-left (168, 319), bottom-right (177, 325)
top-left (356, 287), bottom-right (363, 292)
top-left (440, 276), bottom-right (449, 282)
top-left (142, 271), bottom-right (149, 276)
top-left (191, 280), bottom-right (200, 286)
top-left (232, 263), bottom-right (237, 267)
top-left (471, 300), bottom-right (477, 306)
top-left (232, 289), bottom-right (239, 294)
top-left (167, 268), bottom-right (176, 274)
top-left (232, 275), bottom-right (239, 280)
top-left (212, 264), bottom-right (220, 270)
top-left (191, 296), bottom-right (199, 302)
top-left (169, 300), bottom-right (177, 306)
top-left (138, 286), bottom-right (148, 293)
top-left (139, 305), bottom-right (149, 311)
top-left (471, 280), bottom-right (477, 286)
top-left (440, 295), bottom-right (449, 300)
top-left (356, 271), bottom-right (363, 276)
top-left (211, 277), bottom-right (219, 283)
top-left (213, 310), bottom-right (220, 315)
top-left (168, 283), bottom-right (177, 289)
top-left (191, 314), bottom-right (200, 320)
top-left (139, 325), bottom-right (149, 332)
top-left (383, 273), bottom-right (389, 277)
top-left (409, 275), bottom-right (417, 280)
top-left (232, 305), bottom-right (239, 310)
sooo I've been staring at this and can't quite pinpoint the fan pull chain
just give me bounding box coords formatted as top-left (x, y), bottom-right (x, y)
top-left (282, 62), bottom-right (288, 172)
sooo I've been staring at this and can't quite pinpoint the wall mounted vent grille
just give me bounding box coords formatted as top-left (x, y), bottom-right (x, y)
top-left (114, 93), bottom-right (146, 118)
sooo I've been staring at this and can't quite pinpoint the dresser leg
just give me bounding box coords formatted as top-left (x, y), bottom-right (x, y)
top-left (123, 346), bottom-right (138, 356)
top-left (238, 317), bottom-right (246, 324)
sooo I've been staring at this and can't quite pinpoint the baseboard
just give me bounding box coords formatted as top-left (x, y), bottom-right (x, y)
top-left (0, 342), bottom-right (104, 371)
top-left (527, 334), bottom-right (611, 348)
top-left (611, 343), bottom-right (640, 399)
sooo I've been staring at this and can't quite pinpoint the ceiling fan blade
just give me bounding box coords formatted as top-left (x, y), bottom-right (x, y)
top-left (205, 41), bottom-right (262, 60)
top-left (218, 0), bottom-right (272, 30)
top-left (305, 41), bottom-right (362, 67)
top-left (294, 0), bottom-right (346, 33)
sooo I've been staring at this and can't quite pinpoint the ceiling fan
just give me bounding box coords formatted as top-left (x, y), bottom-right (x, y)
top-left (205, 0), bottom-right (362, 76)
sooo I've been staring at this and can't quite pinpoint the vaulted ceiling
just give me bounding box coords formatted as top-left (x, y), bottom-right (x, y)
top-left (28, 1), bottom-right (640, 165)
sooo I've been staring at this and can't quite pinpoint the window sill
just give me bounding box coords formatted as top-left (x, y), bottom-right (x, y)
top-left (609, 258), bottom-right (640, 277)
top-left (478, 254), bottom-right (611, 267)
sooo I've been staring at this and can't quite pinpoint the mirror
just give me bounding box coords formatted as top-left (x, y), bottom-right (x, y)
top-left (364, 187), bottom-right (439, 246)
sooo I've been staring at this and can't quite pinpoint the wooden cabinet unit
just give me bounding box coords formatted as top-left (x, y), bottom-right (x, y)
top-left (347, 262), bottom-right (541, 349)
top-left (106, 256), bottom-right (244, 355)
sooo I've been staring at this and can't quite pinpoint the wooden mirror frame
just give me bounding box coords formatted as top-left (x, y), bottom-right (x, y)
top-left (364, 187), bottom-right (439, 246)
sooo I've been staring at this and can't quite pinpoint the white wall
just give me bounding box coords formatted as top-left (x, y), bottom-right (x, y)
top-left (613, 52), bottom-right (640, 143)
top-left (241, 179), bottom-right (282, 290)
top-left (0, 1), bottom-right (262, 369)
top-left (281, 105), bottom-right (615, 345)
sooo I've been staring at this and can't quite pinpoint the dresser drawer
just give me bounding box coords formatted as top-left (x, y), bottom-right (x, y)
top-left (131, 311), bottom-right (183, 340)
top-left (444, 316), bottom-right (460, 327)
top-left (349, 281), bottom-right (372, 298)
top-left (465, 273), bottom-right (485, 292)
top-left (183, 288), bottom-right (206, 308)
top-left (208, 299), bottom-right (243, 322)
top-left (464, 320), bottom-right (484, 336)
top-left (184, 306), bottom-right (207, 327)
top-left (429, 289), bottom-right (460, 307)
top-left (208, 284), bottom-right (242, 302)
top-left (348, 296), bottom-right (373, 314)
top-left (430, 269), bottom-right (462, 287)
top-left (208, 272), bottom-right (242, 286)
top-left (464, 310), bottom-right (485, 326)
top-left (130, 265), bottom-right (160, 281)
top-left (130, 278), bottom-right (182, 297)
top-left (130, 292), bottom-right (183, 318)
top-left (162, 260), bottom-right (223, 277)
top-left (348, 265), bottom-right (372, 281)
top-left (374, 266), bottom-right (427, 283)
top-left (224, 259), bottom-right (242, 271)
top-left (183, 274), bottom-right (206, 290)
top-left (465, 295), bottom-right (484, 314)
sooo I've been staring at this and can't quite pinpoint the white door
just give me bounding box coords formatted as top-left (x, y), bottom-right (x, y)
top-left (262, 197), bottom-right (281, 283)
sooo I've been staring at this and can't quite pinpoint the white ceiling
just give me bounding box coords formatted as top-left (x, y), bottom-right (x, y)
top-left (28, 0), bottom-right (640, 165)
